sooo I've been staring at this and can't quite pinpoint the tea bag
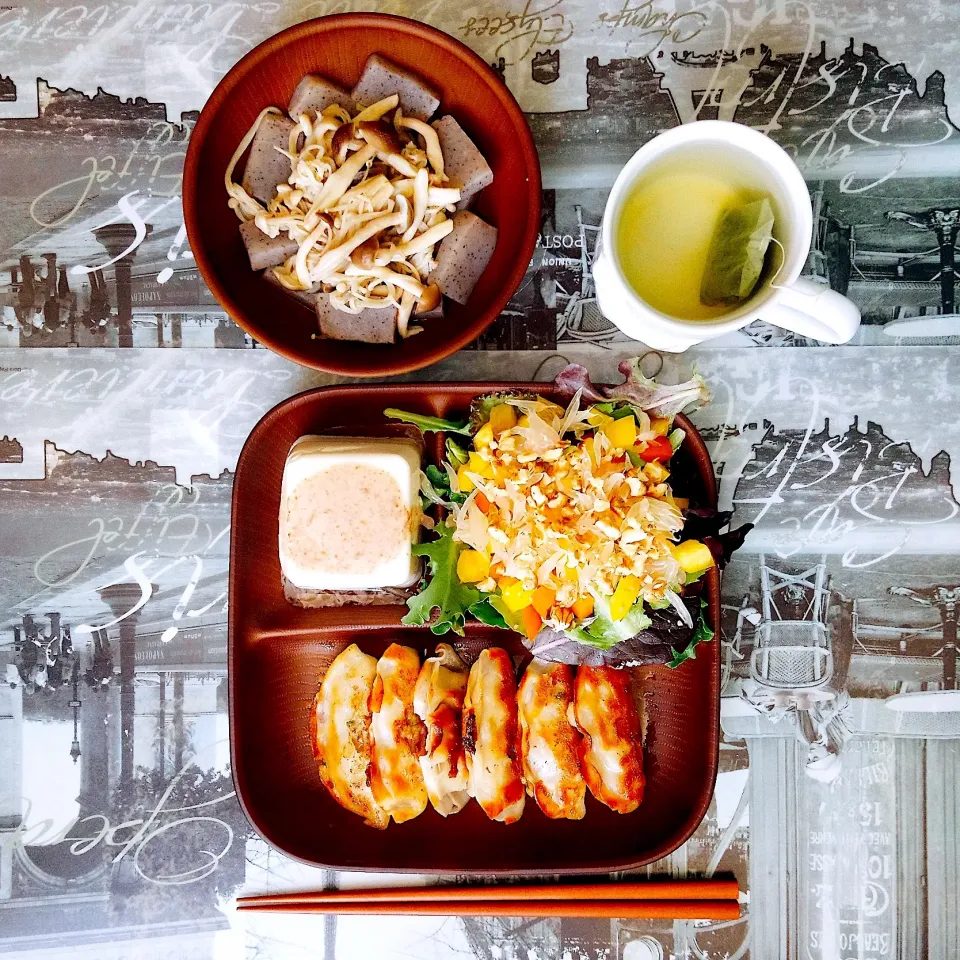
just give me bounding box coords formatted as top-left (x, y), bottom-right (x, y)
top-left (700, 197), bottom-right (775, 306)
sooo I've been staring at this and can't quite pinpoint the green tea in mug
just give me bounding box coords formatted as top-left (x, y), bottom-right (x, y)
top-left (615, 161), bottom-right (774, 321)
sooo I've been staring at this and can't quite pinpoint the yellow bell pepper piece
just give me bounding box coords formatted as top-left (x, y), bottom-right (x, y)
top-left (601, 415), bottom-right (637, 450)
top-left (456, 464), bottom-right (474, 492)
top-left (489, 404), bottom-right (517, 435)
top-left (651, 416), bottom-right (671, 437)
top-left (473, 422), bottom-right (494, 449)
top-left (609, 575), bottom-right (642, 621)
top-left (468, 451), bottom-right (494, 478)
top-left (457, 549), bottom-right (490, 583)
top-left (501, 580), bottom-right (534, 612)
top-left (672, 540), bottom-right (715, 574)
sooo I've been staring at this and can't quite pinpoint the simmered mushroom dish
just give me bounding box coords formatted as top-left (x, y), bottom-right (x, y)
top-left (225, 54), bottom-right (497, 344)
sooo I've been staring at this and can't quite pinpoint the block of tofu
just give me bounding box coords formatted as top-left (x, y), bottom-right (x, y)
top-left (279, 435), bottom-right (421, 591)
top-left (264, 267), bottom-right (318, 309)
top-left (241, 112), bottom-right (295, 204)
top-left (239, 220), bottom-right (298, 271)
top-left (288, 73), bottom-right (352, 121)
top-left (432, 116), bottom-right (494, 210)
top-left (431, 211), bottom-right (498, 305)
top-left (316, 293), bottom-right (397, 344)
top-left (351, 54), bottom-right (440, 121)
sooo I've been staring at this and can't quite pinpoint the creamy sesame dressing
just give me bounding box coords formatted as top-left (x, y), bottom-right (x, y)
top-left (282, 463), bottom-right (408, 574)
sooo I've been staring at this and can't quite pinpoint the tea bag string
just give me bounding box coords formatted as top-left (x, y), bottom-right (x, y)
top-left (767, 236), bottom-right (822, 298)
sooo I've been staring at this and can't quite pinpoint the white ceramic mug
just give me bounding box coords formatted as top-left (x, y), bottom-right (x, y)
top-left (591, 121), bottom-right (861, 352)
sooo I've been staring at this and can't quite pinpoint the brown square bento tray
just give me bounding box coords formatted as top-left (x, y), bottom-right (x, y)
top-left (230, 382), bottom-right (721, 874)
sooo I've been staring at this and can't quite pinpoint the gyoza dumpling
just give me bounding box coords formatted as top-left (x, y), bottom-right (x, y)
top-left (413, 643), bottom-right (470, 816)
top-left (573, 665), bottom-right (645, 814)
top-left (311, 643), bottom-right (389, 829)
top-left (517, 661), bottom-right (586, 820)
top-left (463, 648), bottom-right (525, 824)
top-left (370, 643), bottom-right (428, 823)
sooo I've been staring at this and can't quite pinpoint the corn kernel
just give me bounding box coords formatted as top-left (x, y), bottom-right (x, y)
top-left (671, 540), bottom-right (715, 574)
top-left (601, 415), bottom-right (637, 450)
top-left (609, 575), bottom-right (642, 621)
top-left (457, 549), bottom-right (490, 582)
top-left (489, 404), bottom-right (518, 435)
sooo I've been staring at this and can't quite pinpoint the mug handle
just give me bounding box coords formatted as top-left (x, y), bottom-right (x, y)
top-left (760, 278), bottom-right (861, 344)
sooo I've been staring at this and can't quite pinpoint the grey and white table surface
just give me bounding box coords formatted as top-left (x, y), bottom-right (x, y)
top-left (2, 1), bottom-right (960, 958)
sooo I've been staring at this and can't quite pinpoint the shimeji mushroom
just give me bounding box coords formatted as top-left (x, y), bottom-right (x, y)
top-left (357, 121), bottom-right (419, 178)
top-left (397, 116), bottom-right (445, 179)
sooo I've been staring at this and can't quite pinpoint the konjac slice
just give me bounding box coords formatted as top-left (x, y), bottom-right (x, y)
top-left (463, 648), bottom-right (525, 823)
top-left (370, 643), bottom-right (428, 823)
top-left (413, 643), bottom-right (470, 816)
top-left (572, 665), bottom-right (645, 814)
top-left (311, 643), bottom-right (389, 829)
top-left (517, 661), bottom-right (586, 819)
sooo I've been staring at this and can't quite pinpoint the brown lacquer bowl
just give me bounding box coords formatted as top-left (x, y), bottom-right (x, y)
top-left (229, 382), bottom-right (721, 874)
top-left (183, 14), bottom-right (541, 376)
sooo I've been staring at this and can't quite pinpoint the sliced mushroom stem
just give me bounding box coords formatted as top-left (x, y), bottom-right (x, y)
top-left (352, 94), bottom-right (400, 123)
top-left (398, 116), bottom-right (445, 179)
top-left (427, 187), bottom-right (462, 207)
top-left (402, 168), bottom-right (429, 243)
top-left (397, 289), bottom-right (418, 339)
top-left (307, 211), bottom-right (402, 282)
top-left (376, 218), bottom-right (454, 263)
top-left (344, 263), bottom-right (426, 298)
top-left (313, 142), bottom-right (377, 211)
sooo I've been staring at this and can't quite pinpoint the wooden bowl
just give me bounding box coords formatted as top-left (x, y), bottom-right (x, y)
top-left (229, 382), bottom-right (721, 874)
top-left (183, 14), bottom-right (541, 376)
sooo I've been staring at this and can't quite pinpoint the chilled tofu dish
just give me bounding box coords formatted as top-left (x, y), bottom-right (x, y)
top-left (278, 435), bottom-right (422, 591)
top-left (287, 361), bottom-right (750, 828)
top-left (225, 54), bottom-right (498, 345)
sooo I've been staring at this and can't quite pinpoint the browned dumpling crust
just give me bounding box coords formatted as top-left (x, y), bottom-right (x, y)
top-left (370, 643), bottom-right (428, 823)
top-left (573, 665), bottom-right (645, 814)
top-left (311, 644), bottom-right (389, 829)
top-left (518, 661), bottom-right (586, 820)
top-left (463, 648), bottom-right (525, 824)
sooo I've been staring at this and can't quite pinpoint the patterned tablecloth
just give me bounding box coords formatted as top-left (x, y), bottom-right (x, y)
top-left (2, 2), bottom-right (960, 958)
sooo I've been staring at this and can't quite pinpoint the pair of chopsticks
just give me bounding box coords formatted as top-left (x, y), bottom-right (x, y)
top-left (237, 879), bottom-right (740, 920)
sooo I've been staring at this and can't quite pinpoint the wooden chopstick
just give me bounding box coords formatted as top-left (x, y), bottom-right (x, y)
top-left (238, 897), bottom-right (739, 920)
top-left (238, 879), bottom-right (739, 911)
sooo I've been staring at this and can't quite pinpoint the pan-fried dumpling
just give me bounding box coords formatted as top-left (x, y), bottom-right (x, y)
top-left (573, 665), bottom-right (645, 814)
top-left (311, 643), bottom-right (389, 829)
top-left (370, 643), bottom-right (428, 823)
top-left (517, 661), bottom-right (586, 820)
top-left (463, 648), bottom-right (525, 824)
top-left (413, 643), bottom-right (470, 816)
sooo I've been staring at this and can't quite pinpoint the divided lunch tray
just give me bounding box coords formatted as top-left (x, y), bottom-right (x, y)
top-left (229, 382), bottom-right (721, 874)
